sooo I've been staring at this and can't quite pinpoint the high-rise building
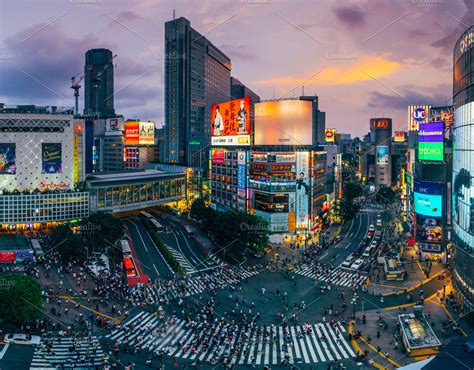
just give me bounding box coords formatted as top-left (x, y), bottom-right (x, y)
top-left (163, 17), bottom-right (231, 167)
top-left (84, 48), bottom-right (115, 117)
top-left (452, 25), bottom-right (474, 311)
top-left (230, 77), bottom-right (260, 103)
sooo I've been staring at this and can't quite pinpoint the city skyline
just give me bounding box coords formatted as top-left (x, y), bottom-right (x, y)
top-left (0, 0), bottom-right (471, 136)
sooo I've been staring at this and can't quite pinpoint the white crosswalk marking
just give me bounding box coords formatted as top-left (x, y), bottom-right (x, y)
top-left (30, 336), bottom-right (105, 369)
top-left (106, 312), bottom-right (355, 366)
top-left (166, 245), bottom-right (196, 274)
top-left (136, 265), bottom-right (259, 305)
top-left (294, 264), bottom-right (367, 289)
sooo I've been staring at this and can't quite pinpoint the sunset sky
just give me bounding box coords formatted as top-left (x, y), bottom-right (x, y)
top-left (0, 0), bottom-right (472, 137)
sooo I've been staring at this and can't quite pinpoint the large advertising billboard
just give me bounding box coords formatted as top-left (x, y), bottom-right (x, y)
top-left (408, 105), bottom-right (430, 131)
top-left (376, 146), bottom-right (389, 165)
top-left (418, 122), bottom-right (444, 161)
top-left (42, 143), bottom-right (62, 174)
top-left (295, 151), bottom-right (310, 228)
top-left (417, 217), bottom-right (443, 243)
top-left (211, 97), bottom-right (251, 146)
top-left (124, 121), bottom-right (155, 145)
top-left (325, 129), bottom-right (335, 143)
top-left (0, 143), bottom-right (16, 174)
top-left (394, 131), bottom-right (406, 142)
top-left (414, 180), bottom-right (443, 218)
top-left (212, 150), bottom-right (225, 165)
top-left (254, 100), bottom-right (313, 145)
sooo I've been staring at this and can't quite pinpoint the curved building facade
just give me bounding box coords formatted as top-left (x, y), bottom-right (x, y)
top-left (452, 25), bottom-right (474, 310)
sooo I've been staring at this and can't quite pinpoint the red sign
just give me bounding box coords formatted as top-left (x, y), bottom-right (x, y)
top-left (371, 118), bottom-right (391, 129)
top-left (212, 150), bottom-right (225, 165)
top-left (0, 251), bottom-right (16, 263)
top-left (124, 122), bottom-right (140, 145)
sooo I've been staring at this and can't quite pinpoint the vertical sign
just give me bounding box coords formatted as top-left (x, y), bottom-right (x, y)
top-left (296, 152), bottom-right (309, 228)
top-left (237, 151), bottom-right (246, 211)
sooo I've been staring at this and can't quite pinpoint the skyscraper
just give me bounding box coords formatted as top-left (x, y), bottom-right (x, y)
top-left (84, 48), bottom-right (115, 117)
top-left (163, 17), bottom-right (231, 167)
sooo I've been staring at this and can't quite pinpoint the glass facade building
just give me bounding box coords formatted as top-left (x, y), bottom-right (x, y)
top-left (452, 25), bottom-right (474, 310)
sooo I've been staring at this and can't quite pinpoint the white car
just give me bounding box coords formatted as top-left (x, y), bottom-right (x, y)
top-left (376, 219), bottom-right (382, 227)
top-left (351, 259), bottom-right (364, 270)
top-left (368, 224), bottom-right (375, 232)
top-left (4, 333), bottom-right (41, 345)
top-left (341, 258), bottom-right (352, 268)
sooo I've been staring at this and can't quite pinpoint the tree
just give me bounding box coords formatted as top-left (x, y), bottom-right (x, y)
top-left (343, 181), bottom-right (363, 200)
top-left (49, 224), bottom-right (87, 263)
top-left (0, 274), bottom-right (43, 324)
top-left (339, 198), bottom-right (360, 222)
top-left (80, 212), bottom-right (123, 255)
top-left (190, 199), bottom-right (211, 222)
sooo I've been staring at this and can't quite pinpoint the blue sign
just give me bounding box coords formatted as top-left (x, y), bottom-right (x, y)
top-left (414, 107), bottom-right (428, 122)
top-left (414, 180), bottom-right (443, 217)
top-left (238, 164), bottom-right (246, 190)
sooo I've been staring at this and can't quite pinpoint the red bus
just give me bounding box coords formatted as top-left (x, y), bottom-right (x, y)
top-left (123, 257), bottom-right (138, 277)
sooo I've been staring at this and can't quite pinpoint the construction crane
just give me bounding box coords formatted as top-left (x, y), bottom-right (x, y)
top-left (70, 54), bottom-right (117, 116)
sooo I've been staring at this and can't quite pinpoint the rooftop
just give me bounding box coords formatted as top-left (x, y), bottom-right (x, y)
top-left (399, 311), bottom-right (441, 350)
top-left (0, 104), bottom-right (74, 115)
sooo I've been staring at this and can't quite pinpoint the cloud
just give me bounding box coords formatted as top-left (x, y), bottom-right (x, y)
top-left (368, 85), bottom-right (450, 111)
top-left (220, 43), bottom-right (260, 61)
top-left (333, 5), bottom-right (366, 27)
top-left (255, 54), bottom-right (401, 87)
top-left (116, 10), bottom-right (144, 23)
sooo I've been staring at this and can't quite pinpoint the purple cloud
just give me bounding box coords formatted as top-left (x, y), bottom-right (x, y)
top-left (333, 5), bottom-right (366, 27)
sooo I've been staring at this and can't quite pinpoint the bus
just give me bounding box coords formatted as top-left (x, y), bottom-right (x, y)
top-left (30, 239), bottom-right (44, 261)
top-left (121, 239), bottom-right (132, 258)
top-left (183, 226), bottom-right (195, 238)
top-left (122, 257), bottom-right (138, 277)
top-left (140, 211), bottom-right (165, 233)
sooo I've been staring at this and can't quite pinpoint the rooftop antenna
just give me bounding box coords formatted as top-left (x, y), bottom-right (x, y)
top-left (302, 85), bottom-right (304, 96)
top-left (173, 9), bottom-right (176, 20)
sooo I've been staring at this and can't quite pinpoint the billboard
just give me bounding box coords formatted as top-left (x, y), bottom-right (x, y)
top-left (408, 105), bottom-right (430, 131)
top-left (42, 143), bottom-right (62, 174)
top-left (376, 146), bottom-right (389, 165)
top-left (430, 106), bottom-right (454, 137)
top-left (295, 152), bottom-right (310, 228)
top-left (371, 118), bottom-right (391, 130)
top-left (418, 122), bottom-right (444, 161)
top-left (414, 180), bottom-right (443, 218)
top-left (212, 150), bottom-right (225, 165)
top-left (0, 143), bottom-right (16, 174)
top-left (211, 97), bottom-right (251, 146)
top-left (124, 121), bottom-right (155, 145)
top-left (254, 100), bottom-right (313, 145)
top-left (394, 131), bottom-right (406, 142)
top-left (325, 129), bottom-right (335, 143)
top-left (417, 217), bottom-right (443, 243)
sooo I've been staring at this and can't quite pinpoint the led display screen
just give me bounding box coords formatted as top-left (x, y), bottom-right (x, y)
top-left (211, 97), bottom-right (251, 146)
top-left (414, 180), bottom-right (443, 217)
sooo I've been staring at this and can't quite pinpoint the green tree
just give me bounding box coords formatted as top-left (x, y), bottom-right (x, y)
top-left (80, 212), bottom-right (123, 254)
top-left (49, 224), bottom-right (87, 263)
top-left (343, 181), bottom-right (363, 200)
top-left (0, 274), bottom-right (43, 324)
top-left (190, 199), bottom-right (212, 223)
top-left (339, 198), bottom-right (360, 222)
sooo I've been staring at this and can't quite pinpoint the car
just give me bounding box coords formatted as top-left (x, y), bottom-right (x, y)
top-left (4, 333), bottom-right (41, 345)
top-left (341, 257), bottom-right (353, 268)
top-left (362, 250), bottom-right (370, 258)
top-left (371, 240), bottom-right (378, 247)
top-left (368, 224), bottom-right (375, 232)
top-left (351, 259), bottom-right (364, 270)
top-left (376, 219), bottom-right (382, 227)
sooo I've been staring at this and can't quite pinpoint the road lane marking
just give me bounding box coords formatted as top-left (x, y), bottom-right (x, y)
top-left (153, 263), bottom-right (160, 277)
top-left (130, 221), bottom-right (148, 252)
top-left (321, 252), bottom-right (329, 259)
top-left (0, 343), bottom-right (9, 359)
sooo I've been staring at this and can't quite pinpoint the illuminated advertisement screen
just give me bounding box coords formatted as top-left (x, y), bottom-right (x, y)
top-left (376, 146), bottom-right (389, 165)
top-left (254, 100), bottom-right (313, 145)
top-left (416, 216), bottom-right (443, 243)
top-left (42, 143), bottom-right (62, 174)
top-left (414, 180), bottom-right (443, 217)
top-left (295, 152), bottom-right (310, 228)
top-left (418, 122), bottom-right (444, 161)
top-left (325, 129), bottom-right (335, 143)
top-left (0, 143), bottom-right (16, 174)
top-left (408, 105), bottom-right (430, 131)
top-left (394, 131), bottom-right (405, 142)
top-left (430, 106), bottom-right (453, 131)
top-left (212, 150), bottom-right (225, 165)
top-left (211, 97), bottom-right (251, 146)
top-left (124, 121), bottom-right (155, 145)
top-left (371, 118), bottom-right (391, 130)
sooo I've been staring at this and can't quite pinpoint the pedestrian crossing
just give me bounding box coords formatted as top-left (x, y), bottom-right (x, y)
top-left (106, 311), bottom-right (355, 365)
top-left (30, 336), bottom-right (105, 369)
top-left (360, 207), bottom-right (383, 214)
top-left (142, 265), bottom-right (259, 304)
top-left (294, 264), bottom-right (367, 290)
top-left (165, 243), bottom-right (196, 274)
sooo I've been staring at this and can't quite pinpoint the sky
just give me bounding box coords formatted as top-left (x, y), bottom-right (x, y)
top-left (0, 0), bottom-right (472, 137)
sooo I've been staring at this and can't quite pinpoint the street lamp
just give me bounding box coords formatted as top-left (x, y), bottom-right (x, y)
top-left (352, 292), bottom-right (358, 319)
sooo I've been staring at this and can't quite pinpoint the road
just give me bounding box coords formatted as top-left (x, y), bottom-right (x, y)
top-left (125, 219), bottom-right (175, 281)
top-left (320, 211), bottom-right (371, 267)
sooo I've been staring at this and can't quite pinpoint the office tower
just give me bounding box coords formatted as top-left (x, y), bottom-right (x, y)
top-left (84, 48), bottom-right (115, 117)
top-left (164, 17), bottom-right (231, 167)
